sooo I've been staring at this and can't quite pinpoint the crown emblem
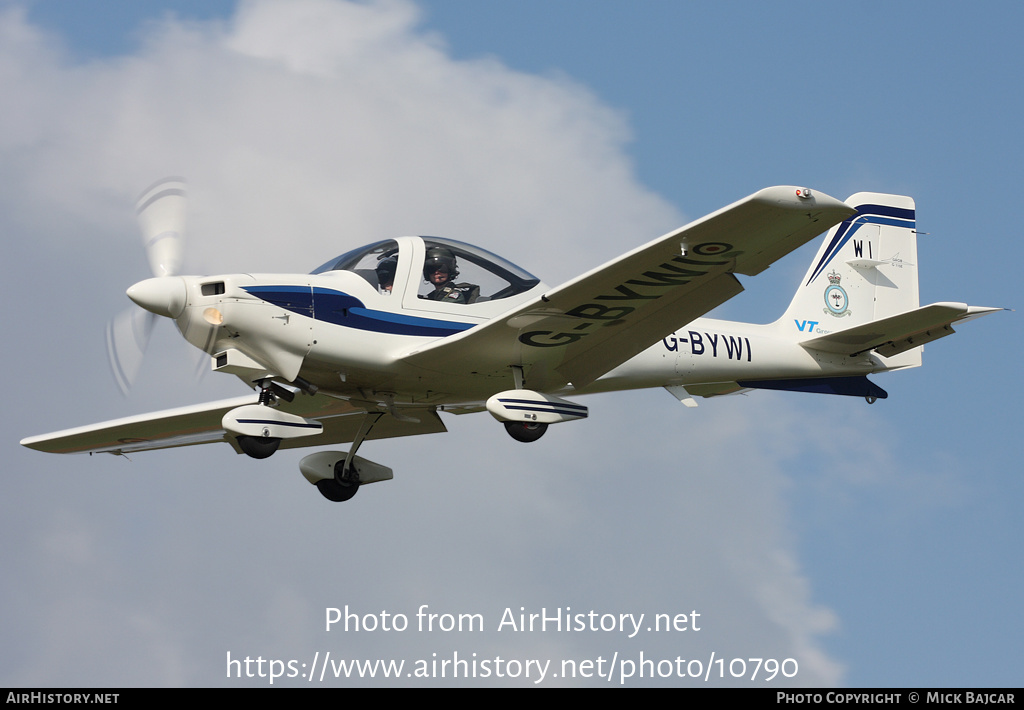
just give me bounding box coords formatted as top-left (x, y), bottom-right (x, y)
top-left (827, 271), bottom-right (842, 285)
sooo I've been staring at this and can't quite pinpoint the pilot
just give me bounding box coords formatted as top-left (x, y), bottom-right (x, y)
top-left (421, 246), bottom-right (479, 304)
top-left (375, 254), bottom-right (398, 294)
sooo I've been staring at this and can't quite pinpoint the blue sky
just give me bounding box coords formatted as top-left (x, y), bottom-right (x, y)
top-left (4, 0), bottom-right (1019, 687)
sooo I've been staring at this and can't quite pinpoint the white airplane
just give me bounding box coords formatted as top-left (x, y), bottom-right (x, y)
top-left (21, 180), bottom-right (1001, 502)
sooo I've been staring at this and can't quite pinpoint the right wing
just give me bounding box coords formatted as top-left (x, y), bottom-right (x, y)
top-left (20, 394), bottom-right (446, 456)
top-left (403, 186), bottom-right (855, 389)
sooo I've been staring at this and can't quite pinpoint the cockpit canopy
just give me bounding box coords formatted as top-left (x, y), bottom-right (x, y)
top-left (312, 236), bottom-right (541, 303)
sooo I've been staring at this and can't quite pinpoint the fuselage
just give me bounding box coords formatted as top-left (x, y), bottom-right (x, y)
top-left (575, 316), bottom-right (875, 397)
top-left (153, 232), bottom-right (877, 409)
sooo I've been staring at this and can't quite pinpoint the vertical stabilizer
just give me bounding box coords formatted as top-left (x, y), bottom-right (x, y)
top-left (776, 193), bottom-right (922, 367)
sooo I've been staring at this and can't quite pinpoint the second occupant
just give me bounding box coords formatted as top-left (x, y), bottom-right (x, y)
top-left (375, 254), bottom-right (398, 294)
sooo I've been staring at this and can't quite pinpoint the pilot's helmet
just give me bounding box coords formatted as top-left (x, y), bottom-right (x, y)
top-left (423, 246), bottom-right (459, 280)
top-left (375, 254), bottom-right (398, 285)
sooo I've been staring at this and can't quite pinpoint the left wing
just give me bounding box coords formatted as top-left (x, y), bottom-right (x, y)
top-left (20, 395), bottom-right (446, 456)
top-left (403, 186), bottom-right (855, 389)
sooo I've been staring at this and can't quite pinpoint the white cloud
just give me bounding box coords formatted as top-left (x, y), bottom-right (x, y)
top-left (1, 0), bottom-right (676, 279)
top-left (1, 0), bottom-right (848, 686)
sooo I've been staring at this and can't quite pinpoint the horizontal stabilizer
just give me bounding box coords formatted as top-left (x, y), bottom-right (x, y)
top-left (800, 302), bottom-right (1004, 357)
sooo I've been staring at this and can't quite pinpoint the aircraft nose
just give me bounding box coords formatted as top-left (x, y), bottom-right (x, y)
top-left (127, 277), bottom-right (187, 318)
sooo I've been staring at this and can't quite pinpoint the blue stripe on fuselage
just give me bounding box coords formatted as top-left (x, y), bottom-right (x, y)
top-left (241, 286), bottom-right (475, 337)
top-left (243, 285), bottom-right (314, 316)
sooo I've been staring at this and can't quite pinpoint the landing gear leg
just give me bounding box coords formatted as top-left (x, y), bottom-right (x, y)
top-left (237, 379), bottom-right (283, 459)
top-left (316, 411), bottom-right (384, 503)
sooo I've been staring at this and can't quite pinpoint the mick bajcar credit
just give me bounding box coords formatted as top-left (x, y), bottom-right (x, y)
top-left (777, 693), bottom-right (1015, 704)
top-left (224, 604), bottom-right (805, 685)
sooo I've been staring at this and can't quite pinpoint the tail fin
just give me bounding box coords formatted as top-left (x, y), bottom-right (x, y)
top-left (776, 192), bottom-right (922, 367)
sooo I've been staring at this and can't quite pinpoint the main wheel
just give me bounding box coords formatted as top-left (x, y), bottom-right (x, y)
top-left (237, 435), bottom-right (281, 459)
top-left (504, 420), bottom-right (548, 443)
top-left (316, 460), bottom-right (362, 502)
top-left (315, 477), bottom-right (360, 502)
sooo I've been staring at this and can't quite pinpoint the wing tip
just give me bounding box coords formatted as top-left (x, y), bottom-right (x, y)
top-left (751, 186), bottom-right (855, 219)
